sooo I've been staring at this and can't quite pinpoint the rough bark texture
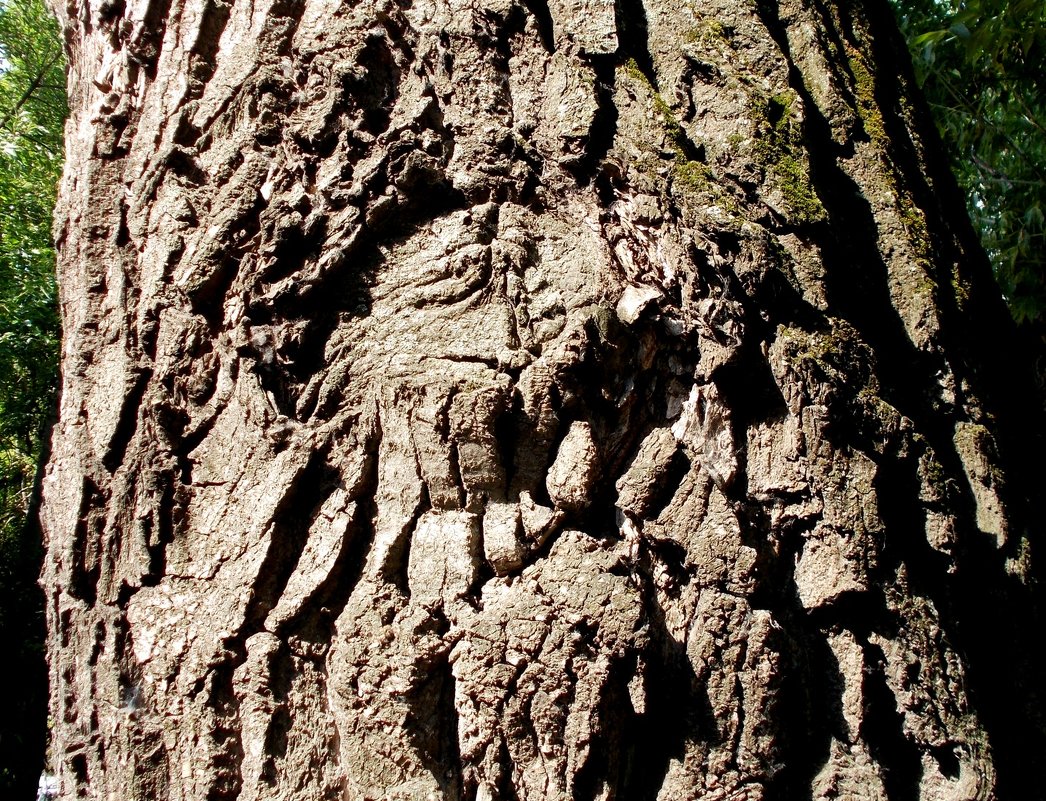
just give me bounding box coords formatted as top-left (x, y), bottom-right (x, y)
top-left (41, 0), bottom-right (1045, 798)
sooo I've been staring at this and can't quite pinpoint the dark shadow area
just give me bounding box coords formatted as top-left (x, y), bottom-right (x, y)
top-left (861, 637), bottom-right (923, 801)
top-left (521, 0), bottom-right (555, 52)
top-left (748, 531), bottom-right (844, 799)
top-left (567, 54), bottom-right (618, 184)
top-left (753, 3), bottom-right (1046, 796)
top-left (243, 446), bottom-right (342, 637)
top-left (573, 587), bottom-right (714, 800)
top-left (286, 440), bottom-right (380, 646)
top-left (405, 629), bottom-right (464, 801)
top-left (0, 505), bottom-right (49, 799)
top-left (613, 0), bottom-right (654, 86)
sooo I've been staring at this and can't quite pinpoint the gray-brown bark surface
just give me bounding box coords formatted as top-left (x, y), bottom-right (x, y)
top-left (40, 0), bottom-right (1044, 798)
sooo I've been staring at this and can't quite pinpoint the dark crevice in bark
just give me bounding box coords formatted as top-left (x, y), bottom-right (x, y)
top-left (874, 453), bottom-right (953, 594)
top-left (128, 724), bottom-right (171, 799)
top-left (136, 466), bottom-right (177, 590)
top-left (495, 386), bottom-right (522, 498)
top-left (712, 347), bottom-right (788, 478)
top-left (261, 705), bottom-right (291, 786)
top-left (69, 752), bottom-right (89, 789)
top-left (860, 637), bottom-right (923, 801)
top-left (260, 646), bottom-right (294, 785)
top-left (567, 55), bottom-right (617, 184)
top-left (447, 434), bottom-right (468, 510)
top-left (493, 740), bottom-right (522, 801)
top-left (69, 478), bottom-right (106, 604)
top-left (175, 414), bottom-right (229, 485)
top-left (804, 590), bottom-right (894, 641)
top-left (347, 36), bottom-right (402, 137)
top-left (204, 665), bottom-right (245, 801)
top-left (187, 0), bottom-right (234, 97)
top-left (102, 367), bottom-right (150, 472)
top-left (242, 447), bottom-right (338, 633)
top-left (575, 316), bottom-right (668, 461)
top-left (406, 645), bottom-right (463, 801)
top-left (257, 212), bottom-right (329, 286)
top-left (133, 0), bottom-right (175, 79)
top-left (875, 447), bottom-right (1046, 799)
top-left (266, 0), bottom-right (309, 54)
top-left (639, 446), bottom-right (692, 523)
top-left (571, 654), bottom-right (630, 800)
top-left (280, 499), bottom-right (365, 644)
top-left (302, 434), bottom-right (382, 635)
top-left (391, 483), bottom-right (432, 595)
top-left (97, 0), bottom-right (126, 29)
top-left (613, 0), bottom-right (654, 87)
top-left (747, 242), bottom-right (828, 333)
top-left (619, 588), bottom-right (709, 800)
top-left (744, 507), bottom-right (832, 799)
top-left (191, 193), bottom-right (267, 327)
top-left (928, 744), bottom-right (960, 780)
top-left (259, 238), bottom-right (381, 418)
top-left (759, 616), bottom-right (834, 800)
top-left (521, 0), bottom-right (555, 52)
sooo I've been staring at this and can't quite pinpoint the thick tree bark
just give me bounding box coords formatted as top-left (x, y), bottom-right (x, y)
top-left (40, 0), bottom-right (1044, 798)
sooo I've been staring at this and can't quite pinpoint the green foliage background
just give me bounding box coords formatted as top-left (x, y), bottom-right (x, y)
top-left (0, 0), bottom-right (64, 794)
top-left (893, 0), bottom-right (1046, 327)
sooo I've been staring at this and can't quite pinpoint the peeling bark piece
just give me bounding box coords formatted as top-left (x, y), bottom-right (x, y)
top-left (794, 526), bottom-right (868, 609)
top-left (615, 284), bottom-right (662, 325)
top-left (266, 491), bottom-right (356, 632)
top-left (811, 740), bottom-right (888, 801)
top-left (451, 386), bottom-right (509, 508)
top-left (545, 421), bottom-right (599, 511)
top-left (953, 422), bottom-right (1008, 547)
top-left (411, 386), bottom-right (463, 510)
top-left (540, 51), bottom-right (602, 161)
top-left (519, 490), bottom-right (563, 548)
top-left (671, 383), bottom-right (739, 489)
top-left (482, 502), bottom-right (526, 575)
top-left (407, 510), bottom-right (482, 608)
top-left (233, 632), bottom-right (283, 798)
top-left (615, 427), bottom-right (680, 517)
top-left (825, 630), bottom-right (865, 742)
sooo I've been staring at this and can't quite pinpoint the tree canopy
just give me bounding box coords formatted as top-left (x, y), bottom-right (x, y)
top-left (0, 0), bottom-right (63, 507)
top-left (893, 0), bottom-right (1046, 326)
top-left (0, 0), bottom-right (64, 794)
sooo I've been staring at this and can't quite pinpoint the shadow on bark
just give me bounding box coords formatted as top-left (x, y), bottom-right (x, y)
top-left (574, 590), bottom-right (713, 801)
top-left (752, 2), bottom-right (1046, 796)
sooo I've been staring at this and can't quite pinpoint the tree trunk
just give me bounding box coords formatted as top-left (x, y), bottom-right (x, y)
top-left (40, 0), bottom-right (1044, 798)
